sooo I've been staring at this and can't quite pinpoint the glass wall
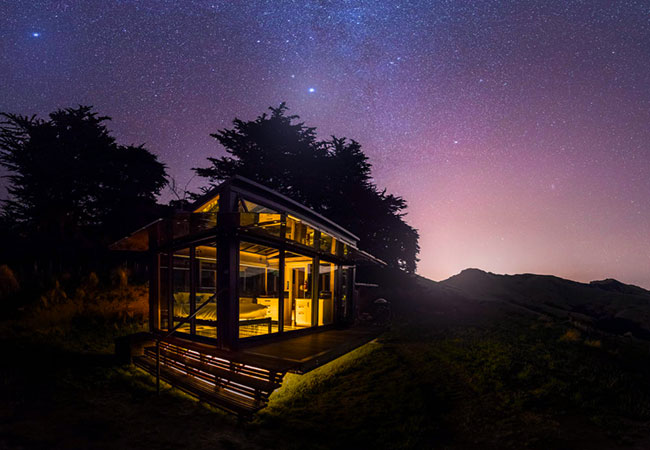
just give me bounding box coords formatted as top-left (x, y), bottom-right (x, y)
top-left (158, 252), bottom-right (170, 330)
top-left (194, 242), bottom-right (217, 339)
top-left (340, 267), bottom-right (352, 322)
top-left (158, 246), bottom-right (345, 342)
top-left (239, 241), bottom-right (280, 338)
top-left (162, 242), bottom-right (218, 339)
top-left (317, 261), bottom-right (337, 325)
top-left (155, 192), bottom-right (353, 343)
top-left (171, 213), bottom-right (218, 240)
top-left (172, 248), bottom-right (191, 333)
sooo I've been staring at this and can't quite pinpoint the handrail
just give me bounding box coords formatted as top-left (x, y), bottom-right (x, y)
top-left (156, 287), bottom-right (226, 394)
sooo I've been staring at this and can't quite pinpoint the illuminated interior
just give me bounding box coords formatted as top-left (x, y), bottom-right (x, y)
top-left (113, 176), bottom-right (387, 416)
top-left (158, 223), bottom-right (351, 340)
top-left (237, 243), bottom-right (342, 338)
top-left (142, 177), bottom-right (375, 348)
top-left (156, 190), bottom-right (355, 342)
top-left (238, 241), bottom-right (279, 337)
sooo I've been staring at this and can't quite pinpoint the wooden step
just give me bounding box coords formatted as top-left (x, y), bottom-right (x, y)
top-left (143, 346), bottom-right (279, 399)
top-left (151, 344), bottom-right (280, 390)
top-left (133, 336), bottom-right (288, 416)
top-left (156, 333), bottom-right (292, 373)
top-left (156, 340), bottom-right (284, 384)
top-left (133, 355), bottom-right (263, 416)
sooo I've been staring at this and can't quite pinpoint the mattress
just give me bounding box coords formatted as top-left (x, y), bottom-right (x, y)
top-left (173, 293), bottom-right (269, 321)
top-left (240, 302), bottom-right (270, 319)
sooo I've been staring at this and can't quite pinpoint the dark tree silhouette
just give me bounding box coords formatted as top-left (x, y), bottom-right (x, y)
top-left (0, 106), bottom-right (168, 248)
top-left (195, 104), bottom-right (420, 272)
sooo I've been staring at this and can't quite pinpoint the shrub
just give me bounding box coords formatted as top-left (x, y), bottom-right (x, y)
top-left (584, 339), bottom-right (602, 348)
top-left (559, 328), bottom-right (581, 342)
top-left (0, 264), bottom-right (19, 300)
top-left (111, 267), bottom-right (128, 289)
top-left (23, 272), bottom-right (148, 334)
top-left (86, 272), bottom-right (100, 289)
top-left (39, 280), bottom-right (68, 308)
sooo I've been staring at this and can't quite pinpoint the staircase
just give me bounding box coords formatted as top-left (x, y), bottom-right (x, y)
top-left (133, 337), bottom-right (286, 417)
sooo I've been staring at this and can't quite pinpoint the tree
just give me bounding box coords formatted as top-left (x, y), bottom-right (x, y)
top-left (0, 106), bottom-right (168, 246)
top-left (194, 104), bottom-right (420, 272)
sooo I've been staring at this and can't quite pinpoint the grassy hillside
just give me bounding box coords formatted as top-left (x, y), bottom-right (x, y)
top-left (440, 268), bottom-right (650, 338)
top-left (3, 269), bottom-right (650, 448)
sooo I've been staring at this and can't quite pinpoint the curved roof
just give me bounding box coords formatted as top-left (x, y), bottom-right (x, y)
top-left (193, 176), bottom-right (360, 245)
top-left (112, 176), bottom-right (385, 266)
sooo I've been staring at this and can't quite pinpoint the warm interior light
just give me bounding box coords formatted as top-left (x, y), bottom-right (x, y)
top-left (194, 194), bottom-right (220, 212)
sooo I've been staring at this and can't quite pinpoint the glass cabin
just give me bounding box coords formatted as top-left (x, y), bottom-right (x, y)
top-left (113, 176), bottom-right (383, 350)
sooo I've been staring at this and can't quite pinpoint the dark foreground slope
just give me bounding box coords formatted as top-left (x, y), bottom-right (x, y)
top-left (3, 270), bottom-right (650, 449)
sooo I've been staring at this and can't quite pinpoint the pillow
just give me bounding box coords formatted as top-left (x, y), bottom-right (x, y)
top-left (173, 292), bottom-right (190, 304)
top-left (239, 302), bottom-right (269, 319)
top-left (196, 293), bottom-right (215, 303)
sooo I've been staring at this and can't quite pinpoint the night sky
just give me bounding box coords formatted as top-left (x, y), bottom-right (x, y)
top-left (2, 1), bottom-right (650, 287)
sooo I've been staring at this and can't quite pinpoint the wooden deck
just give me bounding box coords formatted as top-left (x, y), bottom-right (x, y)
top-left (126, 325), bottom-right (384, 416)
top-left (241, 326), bottom-right (383, 374)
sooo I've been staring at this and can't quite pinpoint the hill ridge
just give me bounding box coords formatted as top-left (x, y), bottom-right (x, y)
top-left (426, 268), bottom-right (650, 339)
top-left (441, 268), bottom-right (649, 294)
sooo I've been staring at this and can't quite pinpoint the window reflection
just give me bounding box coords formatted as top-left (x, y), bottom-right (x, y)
top-left (194, 194), bottom-right (220, 212)
top-left (319, 232), bottom-right (337, 255)
top-left (318, 261), bottom-right (336, 325)
top-left (239, 198), bottom-right (283, 237)
top-left (284, 251), bottom-right (314, 329)
top-left (340, 267), bottom-right (352, 322)
top-left (286, 215), bottom-right (315, 247)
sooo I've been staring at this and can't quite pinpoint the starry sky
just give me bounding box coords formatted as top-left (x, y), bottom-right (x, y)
top-left (2, 1), bottom-right (650, 287)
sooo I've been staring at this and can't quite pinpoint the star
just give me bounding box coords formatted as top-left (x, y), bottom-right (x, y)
top-left (2, 0), bottom-right (649, 288)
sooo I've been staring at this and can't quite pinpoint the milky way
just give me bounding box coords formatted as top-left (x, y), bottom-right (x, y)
top-left (1, 1), bottom-right (650, 286)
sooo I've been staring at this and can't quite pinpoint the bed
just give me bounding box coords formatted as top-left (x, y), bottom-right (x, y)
top-left (172, 293), bottom-right (270, 321)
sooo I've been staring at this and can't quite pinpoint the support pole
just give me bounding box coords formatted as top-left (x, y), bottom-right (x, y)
top-left (156, 339), bottom-right (160, 394)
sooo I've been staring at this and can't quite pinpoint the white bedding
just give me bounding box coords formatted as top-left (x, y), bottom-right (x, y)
top-left (239, 302), bottom-right (269, 319)
top-left (173, 293), bottom-right (269, 320)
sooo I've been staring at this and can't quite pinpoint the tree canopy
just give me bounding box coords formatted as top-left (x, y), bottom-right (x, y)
top-left (0, 106), bottom-right (168, 245)
top-left (195, 104), bottom-right (420, 272)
